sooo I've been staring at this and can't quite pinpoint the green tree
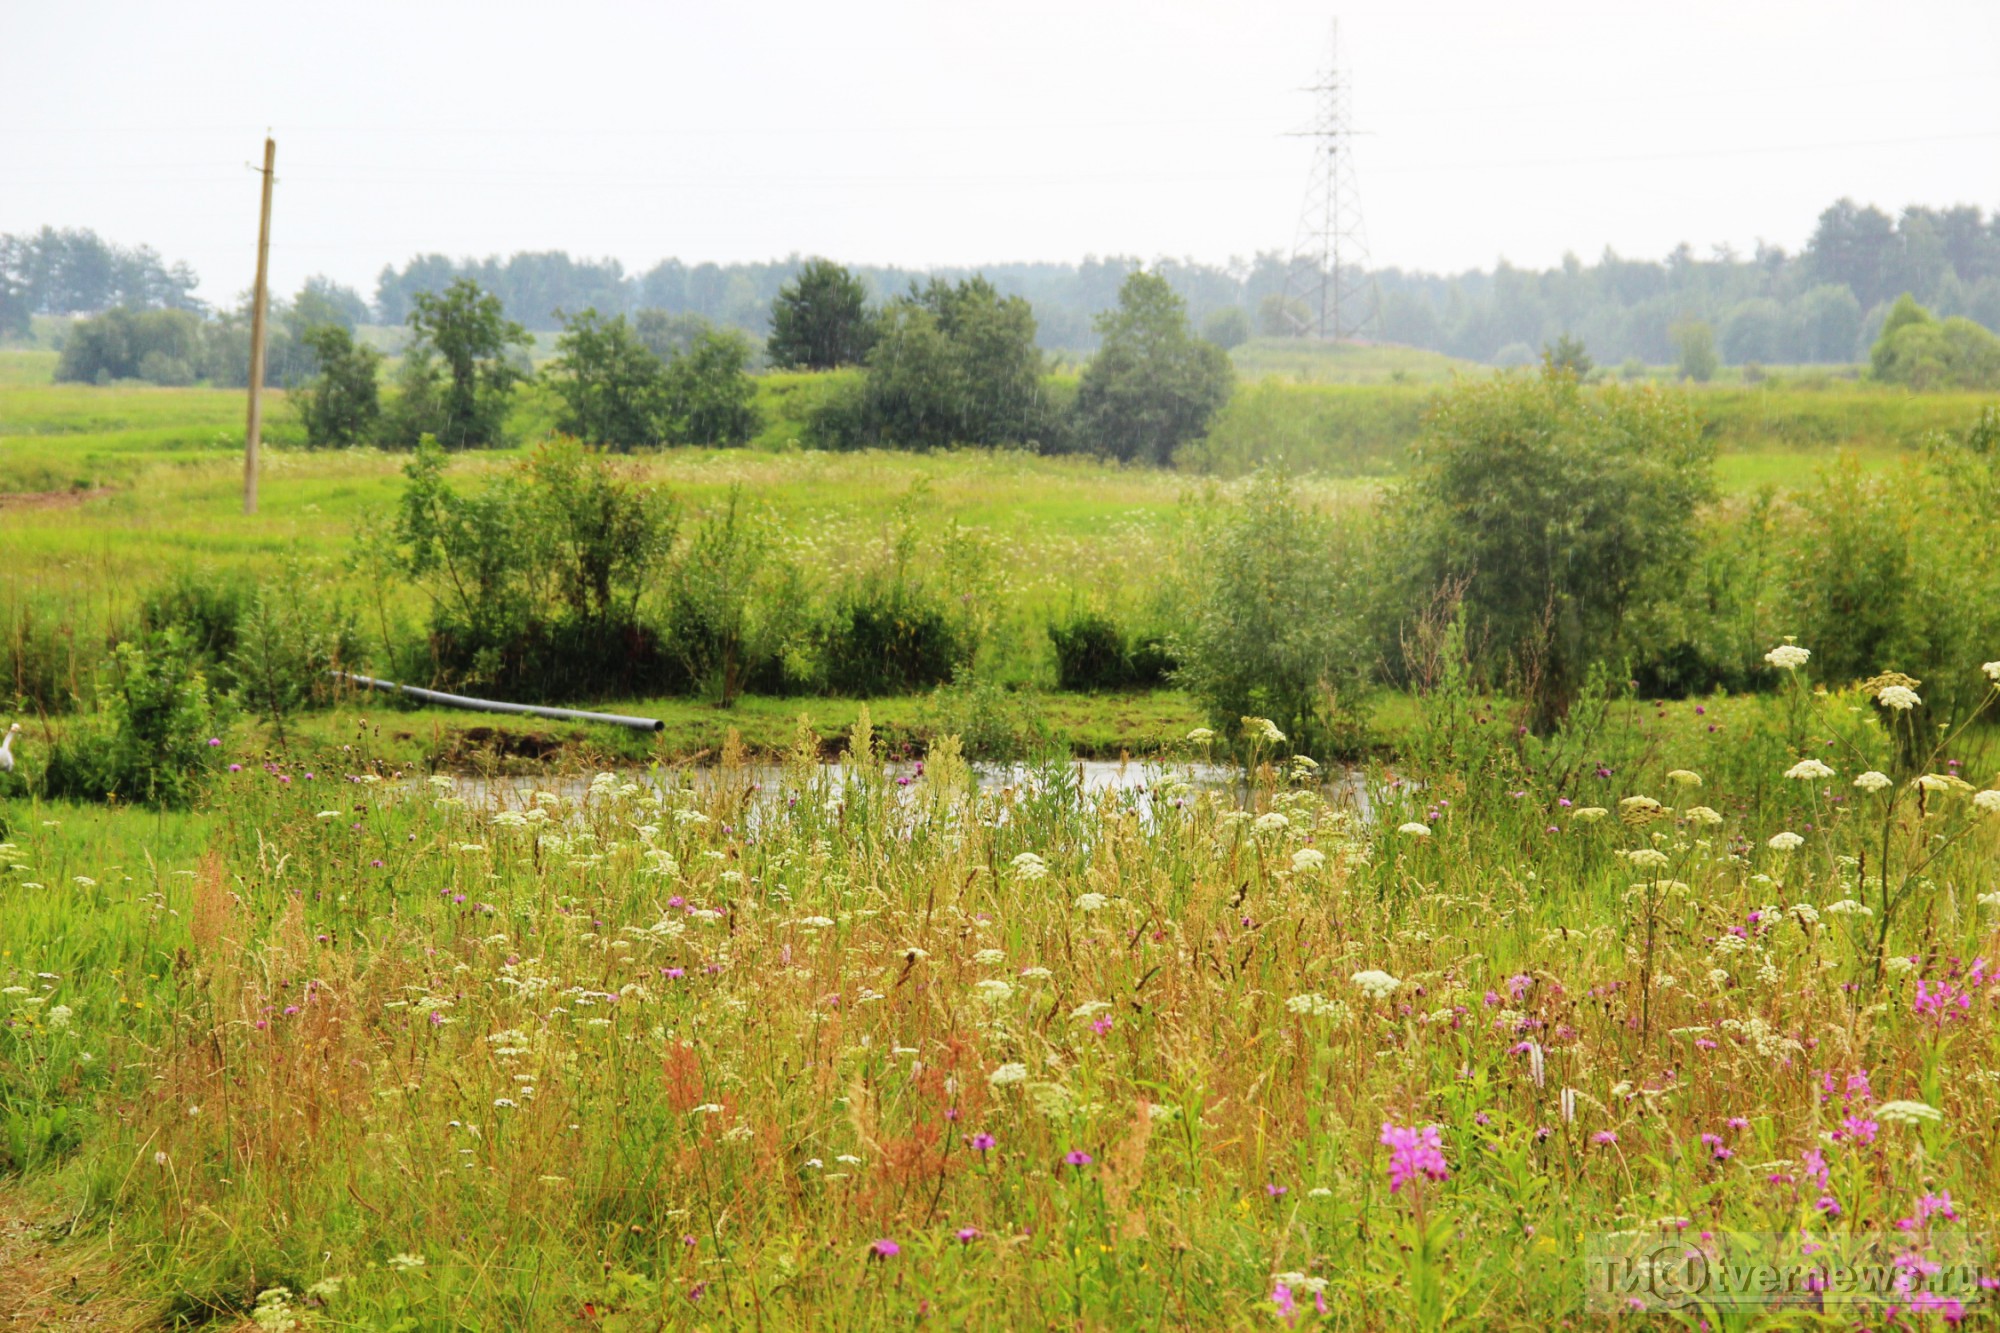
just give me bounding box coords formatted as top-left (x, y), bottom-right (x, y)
top-left (1671, 319), bottom-right (1718, 382)
top-left (296, 325), bottom-right (382, 448)
top-left (1200, 306), bottom-right (1251, 351)
top-left (1871, 293), bottom-right (2000, 389)
top-left (545, 308), bottom-right (667, 450)
top-left (858, 277), bottom-right (1048, 450)
top-left (664, 328), bottom-right (761, 446)
top-left (398, 278), bottom-right (531, 449)
top-left (767, 258), bottom-right (875, 370)
top-left (1541, 332), bottom-right (1594, 379)
top-left (1075, 271), bottom-right (1234, 465)
top-left (1390, 367), bottom-right (1715, 729)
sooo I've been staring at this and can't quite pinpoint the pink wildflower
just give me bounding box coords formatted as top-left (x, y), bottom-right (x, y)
top-left (1380, 1122), bottom-right (1448, 1193)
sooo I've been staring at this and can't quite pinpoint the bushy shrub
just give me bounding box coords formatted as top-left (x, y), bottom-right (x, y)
top-left (40, 632), bottom-right (224, 808)
top-left (1388, 366), bottom-right (1714, 729)
top-left (919, 668), bottom-right (1052, 762)
top-left (1047, 609), bottom-right (1177, 691)
top-left (296, 325), bottom-right (383, 448)
top-left (820, 578), bottom-right (966, 697)
top-left (230, 575), bottom-right (358, 742)
top-left (139, 572), bottom-right (252, 676)
top-left (1870, 294), bottom-right (2000, 390)
top-left (53, 308), bottom-right (204, 384)
top-left (384, 438), bottom-right (678, 700)
top-left (1173, 469), bottom-right (1371, 756)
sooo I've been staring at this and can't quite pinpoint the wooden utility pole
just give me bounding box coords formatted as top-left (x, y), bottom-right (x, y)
top-left (244, 135), bottom-right (276, 516)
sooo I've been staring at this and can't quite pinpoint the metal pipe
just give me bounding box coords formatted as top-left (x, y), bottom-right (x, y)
top-left (333, 672), bottom-right (665, 733)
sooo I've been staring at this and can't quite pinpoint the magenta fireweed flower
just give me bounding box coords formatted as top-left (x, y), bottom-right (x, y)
top-left (1379, 1122), bottom-right (1447, 1192)
top-left (1836, 1116), bottom-right (1879, 1146)
top-left (869, 1239), bottom-right (899, 1258)
top-left (1271, 1283), bottom-right (1298, 1321)
top-left (1916, 1191), bottom-right (1958, 1224)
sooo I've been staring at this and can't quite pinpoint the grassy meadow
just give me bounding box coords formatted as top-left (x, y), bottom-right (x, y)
top-left (6, 352), bottom-right (2000, 1326)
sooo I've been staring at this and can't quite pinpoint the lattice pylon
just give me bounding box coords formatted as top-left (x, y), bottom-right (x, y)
top-left (1281, 21), bottom-right (1379, 341)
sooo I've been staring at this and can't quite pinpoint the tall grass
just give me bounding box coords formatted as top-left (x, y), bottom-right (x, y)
top-left (4, 669), bottom-right (1999, 1324)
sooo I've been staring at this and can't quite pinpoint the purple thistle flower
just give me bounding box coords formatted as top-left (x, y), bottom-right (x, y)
top-left (955, 1227), bottom-right (980, 1243)
top-left (970, 1133), bottom-right (996, 1152)
top-left (869, 1239), bottom-right (899, 1258)
top-left (1064, 1150), bottom-right (1093, 1167)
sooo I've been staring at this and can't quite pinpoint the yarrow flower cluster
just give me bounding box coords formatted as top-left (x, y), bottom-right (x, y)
top-left (1785, 758), bottom-right (1835, 781)
top-left (1853, 771), bottom-right (1893, 793)
top-left (1767, 831), bottom-right (1805, 852)
top-left (1379, 1122), bottom-right (1448, 1193)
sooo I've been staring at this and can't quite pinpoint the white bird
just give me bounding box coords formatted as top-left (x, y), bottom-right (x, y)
top-left (0, 723), bottom-right (17, 773)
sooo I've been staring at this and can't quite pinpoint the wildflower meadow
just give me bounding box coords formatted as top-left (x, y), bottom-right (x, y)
top-left (4, 647), bottom-right (2000, 1327)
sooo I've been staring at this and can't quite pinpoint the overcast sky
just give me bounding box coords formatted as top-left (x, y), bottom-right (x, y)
top-left (5, 0), bottom-right (1997, 305)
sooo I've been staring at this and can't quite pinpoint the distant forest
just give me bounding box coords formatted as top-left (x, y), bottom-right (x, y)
top-left (6, 197), bottom-right (2000, 366)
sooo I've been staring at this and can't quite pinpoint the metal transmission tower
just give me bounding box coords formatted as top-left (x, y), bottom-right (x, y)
top-left (1282, 23), bottom-right (1379, 341)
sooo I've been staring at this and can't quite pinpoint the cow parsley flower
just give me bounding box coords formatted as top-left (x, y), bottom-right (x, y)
top-left (1666, 769), bottom-right (1702, 787)
top-left (1396, 822), bottom-right (1431, 838)
top-left (1010, 852), bottom-right (1049, 881)
top-left (1853, 771), bottom-right (1892, 793)
top-left (1291, 848), bottom-right (1326, 873)
top-left (1351, 969), bottom-right (1401, 1001)
top-left (1686, 806), bottom-right (1723, 826)
top-left (1073, 892), bottom-right (1110, 912)
top-left (1877, 684), bottom-right (1920, 711)
top-left (1875, 1100), bottom-right (1942, 1127)
top-left (1785, 759), bottom-right (1835, 781)
top-left (1241, 716), bottom-right (1286, 745)
top-left (1974, 790), bottom-right (2000, 814)
top-left (1765, 644), bottom-right (1811, 670)
top-left (987, 1062), bottom-right (1028, 1086)
top-left (1767, 831), bottom-right (1804, 852)
top-left (1984, 661), bottom-right (2000, 683)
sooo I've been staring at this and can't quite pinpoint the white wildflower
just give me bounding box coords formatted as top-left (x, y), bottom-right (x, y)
top-left (1853, 771), bottom-right (1892, 793)
top-left (973, 979), bottom-right (1014, 1004)
top-left (1665, 769), bottom-right (1702, 787)
top-left (386, 1252), bottom-right (426, 1272)
top-left (988, 1062), bottom-right (1029, 1087)
top-left (1571, 806), bottom-right (1609, 823)
top-left (1285, 993), bottom-right (1347, 1018)
top-left (972, 948), bottom-right (1005, 966)
top-left (1350, 969), bottom-right (1401, 1001)
top-left (1686, 806), bottom-right (1723, 826)
top-left (1767, 831), bottom-right (1804, 852)
top-left (1824, 899), bottom-right (1873, 917)
top-left (47, 1004), bottom-right (71, 1029)
top-left (1185, 727), bottom-right (1215, 744)
top-left (1764, 644), bottom-right (1811, 671)
top-left (1622, 848), bottom-right (1671, 869)
top-left (1253, 811), bottom-right (1289, 835)
top-left (1877, 684), bottom-right (1921, 711)
top-left (1984, 660), bottom-right (2000, 683)
top-left (1010, 852), bottom-right (1049, 881)
top-left (1397, 822), bottom-right (1431, 838)
top-left (1875, 1100), bottom-right (1942, 1127)
top-left (1290, 848), bottom-right (1326, 873)
top-left (1785, 759), bottom-right (1835, 781)
top-left (1975, 790), bottom-right (2000, 814)
top-left (1241, 716), bottom-right (1285, 745)
top-left (1073, 892), bottom-right (1110, 912)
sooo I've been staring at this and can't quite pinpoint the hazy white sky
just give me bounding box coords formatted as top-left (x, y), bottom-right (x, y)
top-left (5, 0), bottom-right (1997, 304)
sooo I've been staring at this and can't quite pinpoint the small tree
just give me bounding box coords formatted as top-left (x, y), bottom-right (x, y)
top-left (767, 259), bottom-right (875, 370)
top-left (1870, 293), bottom-right (2000, 390)
top-left (400, 278), bottom-right (531, 449)
top-left (1391, 367), bottom-right (1715, 729)
top-left (1075, 271), bottom-right (1235, 465)
top-left (545, 308), bottom-right (667, 450)
top-left (1541, 332), bottom-right (1593, 380)
top-left (1173, 469), bottom-right (1370, 755)
top-left (664, 328), bottom-right (760, 446)
top-left (1201, 306), bottom-right (1251, 351)
top-left (297, 325), bottom-right (382, 448)
top-left (1671, 319), bottom-right (1718, 382)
